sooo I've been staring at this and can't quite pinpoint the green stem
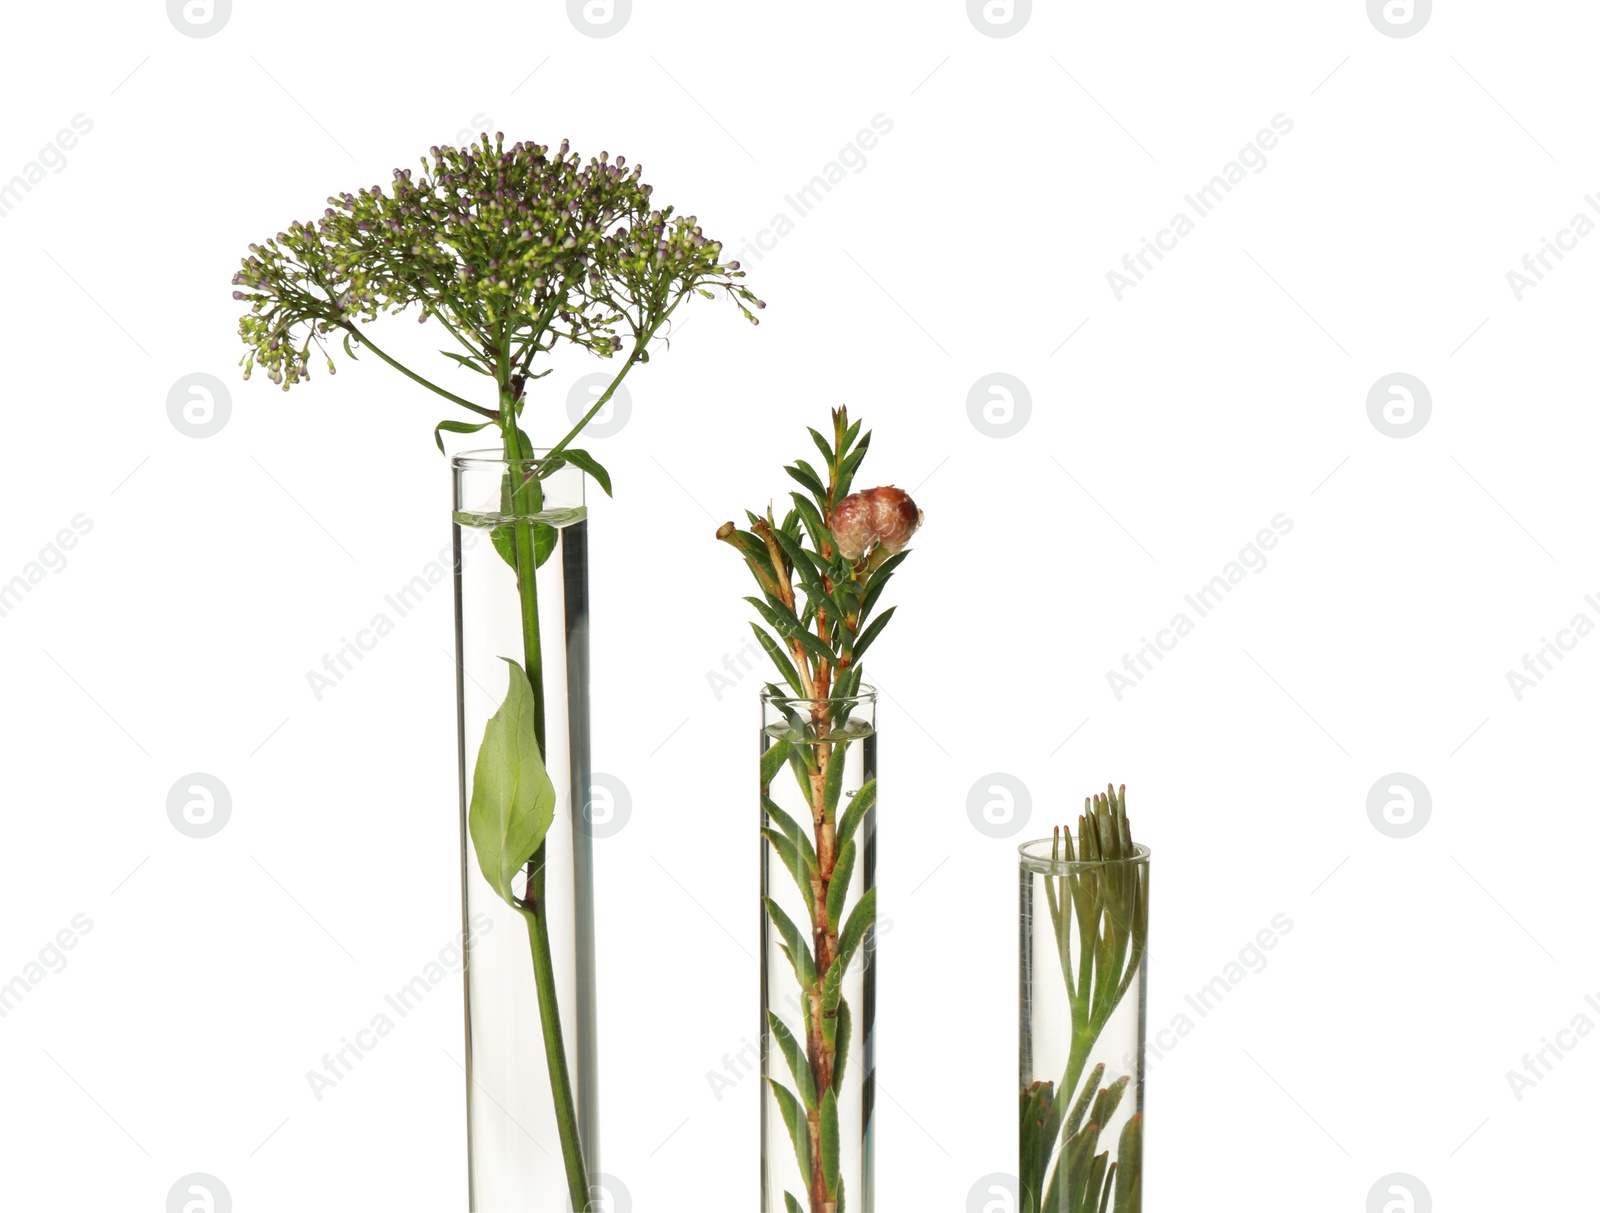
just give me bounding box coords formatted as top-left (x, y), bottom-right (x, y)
top-left (499, 360), bottom-right (590, 1209)
top-left (340, 322), bottom-right (496, 417)
top-left (1064, 1026), bottom-right (1097, 1110)
top-left (541, 295), bottom-right (683, 467)
top-left (541, 350), bottom-right (637, 468)
top-left (522, 902), bottom-right (588, 1205)
top-left (502, 422), bottom-right (546, 743)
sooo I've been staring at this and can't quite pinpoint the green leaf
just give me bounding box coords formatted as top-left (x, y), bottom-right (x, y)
top-left (822, 888), bottom-right (876, 1022)
top-left (1020, 1082), bottom-right (1056, 1212)
top-left (1115, 1115), bottom-right (1142, 1212)
top-left (775, 691), bottom-right (812, 735)
top-left (1063, 1119), bottom-right (1103, 1213)
top-left (784, 1195), bottom-right (805, 1213)
top-left (762, 823), bottom-right (803, 878)
top-left (733, 528), bottom-right (778, 570)
top-left (342, 332), bottom-right (360, 360)
top-left (808, 426), bottom-right (835, 468)
top-left (820, 1087), bottom-right (841, 1197)
top-left (800, 589), bottom-right (842, 638)
top-left (790, 628), bottom-right (839, 669)
top-left (1086, 1153), bottom-right (1110, 1213)
top-left (822, 970), bottom-right (845, 1048)
top-left (490, 525), bottom-right (516, 570)
top-left (799, 544), bottom-right (836, 583)
top-left (768, 1080), bottom-right (812, 1184)
top-left (764, 795), bottom-right (817, 872)
top-left (438, 349), bottom-right (492, 375)
top-left (1040, 1151), bottom-right (1065, 1213)
top-left (558, 447), bottom-right (613, 497)
top-left (836, 780), bottom-right (877, 853)
top-left (1088, 1075), bottom-right (1130, 1137)
top-left (1066, 1064), bottom-right (1106, 1138)
top-left (752, 625), bottom-right (804, 697)
top-left (748, 595), bottom-right (836, 667)
top-left (836, 431), bottom-right (870, 497)
top-left (831, 579), bottom-right (856, 623)
top-left (763, 827), bottom-right (816, 918)
top-left (467, 659), bottom-right (555, 907)
top-left (788, 744), bottom-right (813, 802)
top-left (785, 463), bottom-right (827, 500)
top-left (765, 897), bottom-right (816, 987)
top-left (823, 738), bottom-right (849, 818)
top-left (857, 550), bottom-right (908, 621)
top-left (840, 441), bottom-right (869, 484)
top-left (834, 664), bottom-right (862, 703)
top-left (767, 1012), bottom-right (817, 1113)
top-left (771, 527), bottom-right (824, 595)
top-left (793, 459), bottom-right (828, 499)
top-left (433, 417), bottom-right (494, 455)
top-left (849, 605), bottom-right (896, 663)
top-left (760, 737), bottom-right (793, 790)
top-left (836, 887), bottom-right (876, 974)
top-left (826, 839), bottom-right (856, 933)
top-left (490, 522), bottom-right (559, 573)
top-left (789, 493), bottom-right (835, 556)
top-left (832, 1000), bottom-right (852, 1093)
top-left (746, 593), bottom-right (801, 635)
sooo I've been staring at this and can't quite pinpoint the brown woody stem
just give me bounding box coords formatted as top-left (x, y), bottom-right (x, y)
top-left (804, 720), bottom-right (836, 1213)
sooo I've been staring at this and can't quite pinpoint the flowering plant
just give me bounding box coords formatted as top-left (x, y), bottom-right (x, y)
top-left (233, 133), bottom-right (761, 1209)
top-left (717, 408), bottom-right (922, 1213)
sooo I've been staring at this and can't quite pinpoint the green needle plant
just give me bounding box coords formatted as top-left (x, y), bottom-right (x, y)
top-left (1021, 786), bottom-right (1149, 1213)
top-left (716, 408), bottom-right (923, 1213)
top-left (233, 132), bottom-right (761, 1210)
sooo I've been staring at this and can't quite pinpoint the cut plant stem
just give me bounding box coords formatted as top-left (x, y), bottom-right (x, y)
top-left (502, 399), bottom-right (591, 1210)
top-left (803, 710), bottom-right (838, 1213)
top-left (730, 410), bottom-right (909, 1212)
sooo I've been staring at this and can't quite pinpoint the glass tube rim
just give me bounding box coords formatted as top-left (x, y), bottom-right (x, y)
top-left (1017, 839), bottom-right (1151, 875)
top-left (451, 446), bottom-right (577, 469)
top-left (760, 685), bottom-right (878, 710)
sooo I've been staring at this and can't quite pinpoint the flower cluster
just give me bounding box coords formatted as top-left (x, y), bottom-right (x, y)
top-left (826, 485), bottom-right (922, 562)
top-left (717, 408), bottom-right (921, 706)
top-left (233, 133), bottom-right (763, 394)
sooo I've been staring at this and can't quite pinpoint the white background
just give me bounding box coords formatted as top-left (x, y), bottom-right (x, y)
top-left (1, 1), bottom-right (1595, 1209)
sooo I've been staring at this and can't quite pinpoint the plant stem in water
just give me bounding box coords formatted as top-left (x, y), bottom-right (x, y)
top-left (502, 411), bottom-right (590, 1210)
